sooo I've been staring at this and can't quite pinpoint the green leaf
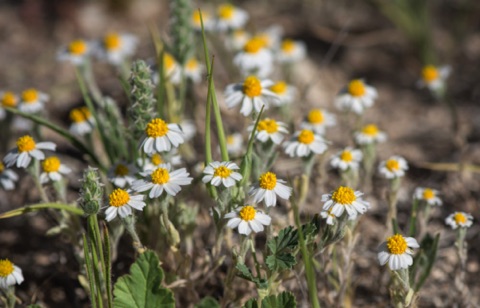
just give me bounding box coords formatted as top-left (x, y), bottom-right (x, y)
top-left (195, 296), bottom-right (220, 308)
top-left (265, 226), bottom-right (298, 271)
top-left (27, 305), bottom-right (44, 308)
top-left (242, 298), bottom-right (259, 308)
top-left (242, 292), bottom-right (297, 308)
top-left (412, 233), bottom-right (440, 292)
top-left (236, 263), bottom-right (268, 289)
top-left (113, 251), bottom-right (175, 308)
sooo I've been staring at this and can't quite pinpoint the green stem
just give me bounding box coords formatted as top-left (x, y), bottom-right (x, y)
top-left (0, 202), bottom-right (83, 219)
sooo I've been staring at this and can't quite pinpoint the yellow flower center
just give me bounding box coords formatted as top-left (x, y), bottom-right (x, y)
top-left (192, 11), bottom-right (202, 25)
top-left (114, 164), bottom-right (129, 176)
top-left (163, 53), bottom-right (176, 70)
top-left (331, 186), bottom-right (356, 204)
top-left (16, 135), bottom-right (36, 153)
top-left (386, 234), bottom-right (408, 255)
top-left (362, 124), bottom-right (379, 136)
top-left (340, 150), bottom-right (353, 162)
top-left (218, 4), bottom-right (234, 20)
top-left (1, 92), bottom-right (17, 107)
top-left (80, 106), bottom-right (91, 118)
top-left (454, 213), bottom-right (467, 225)
top-left (186, 58), bottom-right (198, 70)
top-left (145, 118), bottom-right (169, 137)
top-left (243, 76), bottom-right (262, 98)
top-left (243, 37), bottom-right (265, 54)
top-left (227, 135), bottom-right (235, 145)
top-left (151, 168), bottom-right (170, 184)
top-left (22, 88), bottom-right (39, 103)
top-left (270, 81), bottom-right (287, 95)
top-left (0, 162), bottom-right (4, 173)
top-left (281, 39), bottom-right (295, 53)
top-left (259, 172), bottom-right (277, 190)
top-left (214, 166), bottom-right (232, 178)
top-left (422, 65), bottom-right (438, 83)
top-left (0, 259), bottom-right (14, 277)
top-left (151, 153), bottom-right (163, 166)
top-left (239, 205), bottom-right (256, 221)
top-left (104, 33), bottom-right (121, 51)
top-left (109, 188), bottom-right (130, 207)
top-left (69, 108), bottom-right (86, 123)
top-left (68, 39), bottom-right (87, 55)
top-left (422, 188), bottom-right (434, 200)
top-left (307, 109), bottom-right (324, 124)
top-left (386, 159), bottom-right (400, 172)
top-left (42, 156), bottom-right (61, 173)
top-left (257, 119), bottom-right (279, 134)
top-left (348, 79), bottom-right (366, 97)
top-left (297, 129), bottom-right (315, 144)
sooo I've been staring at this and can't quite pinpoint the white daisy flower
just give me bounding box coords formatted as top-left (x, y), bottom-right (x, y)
top-left (330, 147), bottom-right (363, 171)
top-left (300, 109), bottom-right (336, 135)
top-left (414, 187), bottom-right (442, 206)
top-left (191, 10), bottom-right (215, 31)
top-left (69, 106), bottom-right (94, 136)
top-left (202, 161), bottom-right (242, 188)
top-left (225, 204), bottom-right (271, 236)
top-left (0, 162), bottom-right (18, 191)
top-left (335, 79), bottom-right (378, 114)
top-left (18, 88), bottom-right (49, 114)
top-left (57, 39), bottom-right (93, 66)
top-left (445, 212), bottom-right (473, 229)
top-left (179, 119), bottom-right (196, 141)
top-left (183, 58), bottom-right (203, 83)
top-left (215, 4), bottom-right (249, 32)
top-left (4, 135), bottom-right (56, 168)
top-left (321, 186), bottom-right (370, 220)
top-left (39, 156), bottom-right (72, 184)
top-left (249, 171), bottom-right (292, 207)
top-left (0, 258), bottom-right (24, 289)
top-left (248, 118), bottom-right (288, 145)
top-left (321, 209), bottom-right (336, 226)
top-left (96, 32), bottom-right (138, 65)
top-left (105, 188), bottom-right (146, 222)
top-left (268, 81), bottom-right (297, 106)
top-left (224, 76), bottom-right (279, 117)
top-left (256, 25), bottom-right (283, 50)
top-left (276, 39), bottom-right (307, 63)
top-left (108, 162), bottom-right (137, 188)
top-left (0, 91), bottom-right (18, 120)
top-left (379, 156), bottom-right (408, 179)
top-left (131, 163), bottom-right (192, 199)
top-left (234, 37), bottom-right (274, 78)
top-left (224, 29), bottom-right (251, 51)
top-left (137, 151), bottom-right (182, 172)
top-left (226, 133), bottom-right (243, 156)
top-left (162, 52), bottom-right (182, 85)
top-left (418, 65), bottom-right (451, 93)
top-left (354, 123), bottom-right (387, 145)
top-left (378, 234), bottom-right (419, 271)
top-left (283, 129), bottom-right (328, 157)
top-left (139, 118), bottom-right (185, 154)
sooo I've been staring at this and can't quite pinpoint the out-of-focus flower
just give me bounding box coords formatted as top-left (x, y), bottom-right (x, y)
top-left (40, 156), bottom-right (72, 183)
top-left (4, 135), bottom-right (56, 168)
top-left (445, 212), bottom-right (473, 229)
top-left (377, 234), bottom-right (419, 271)
top-left (108, 162), bottom-right (137, 188)
top-left (248, 118), bottom-right (288, 144)
top-left (354, 123), bottom-right (387, 145)
top-left (137, 151), bottom-right (182, 172)
top-left (330, 147), bottom-right (363, 171)
top-left (57, 39), bottom-right (93, 66)
top-left (418, 65), bottom-right (451, 93)
top-left (335, 79), bottom-right (377, 114)
top-left (256, 25), bottom-right (283, 50)
top-left (233, 37), bottom-right (274, 78)
top-left (105, 188), bottom-right (145, 221)
top-left (69, 106), bottom-right (94, 136)
top-left (18, 88), bottom-right (49, 114)
top-left (268, 81), bottom-right (296, 106)
top-left (0, 91), bottom-right (18, 120)
top-left (225, 29), bottom-right (251, 51)
top-left (276, 39), bottom-right (307, 63)
top-left (191, 10), bottom-right (214, 31)
top-left (215, 4), bottom-right (249, 32)
top-left (226, 133), bottom-right (243, 156)
top-left (300, 109), bottom-right (336, 135)
top-left (414, 187), bottom-right (442, 206)
top-left (180, 119), bottom-right (196, 141)
top-left (183, 58), bottom-right (203, 83)
top-left (284, 129), bottom-right (328, 157)
top-left (225, 204), bottom-right (271, 235)
top-left (0, 162), bottom-right (18, 190)
top-left (202, 161), bottom-right (242, 188)
top-left (96, 32), bottom-right (138, 65)
top-left (379, 156), bottom-right (408, 179)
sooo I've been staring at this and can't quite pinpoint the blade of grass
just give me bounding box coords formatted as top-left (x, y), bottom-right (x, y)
top-left (0, 203), bottom-right (84, 219)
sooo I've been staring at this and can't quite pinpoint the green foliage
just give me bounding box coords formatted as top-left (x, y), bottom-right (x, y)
top-left (236, 263), bottom-right (268, 289)
top-left (113, 251), bottom-right (175, 308)
top-left (410, 233), bottom-right (440, 292)
top-left (79, 167), bottom-right (103, 215)
top-left (242, 291), bottom-right (297, 308)
top-left (170, 0), bottom-right (194, 64)
top-left (194, 296), bottom-right (220, 308)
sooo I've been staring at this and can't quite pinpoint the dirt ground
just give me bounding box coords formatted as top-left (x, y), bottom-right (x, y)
top-left (1, 0), bottom-right (480, 307)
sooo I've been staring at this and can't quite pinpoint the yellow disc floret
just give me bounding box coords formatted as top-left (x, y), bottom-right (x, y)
top-left (386, 159), bottom-right (400, 172)
top-left (340, 150), bottom-right (353, 162)
top-left (259, 172), bottom-right (277, 190)
top-left (163, 53), bottom-right (176, 70)
top-left (151, 168), bottom-right (170, 185)
top-left (348, 79), bottom-right (366, 97)
top-left (308, 109), bottom-right (324, 124)
top-left (214, 166), bottom-right (232, 178)
top-left (297, 129), bottom-right (315, 144)
top-left (454, 213), bottom-right (467, 225)
top-left (422, 188), bottom-right (434, 200)
top-left (109, 188), bottom-right (130, 207)
top-left (386, 234), bottom-right (408, 255)
top-left (331, 186), bottom-right (356, 204)
top-left (257, 119), bottom-right (279, 134)
top-left (362, 124), bottom-right (379, 136)
top-left (104, 33), bottom-right (121, 51)
top-left (1, 92), bottom-right (17, 107)
top-left (270, 81), bottom-right (287, 95)
top-left (243, 37), bottom-right (265, 54)
top-left (422, 65), bottom-right (438, 83)
top-left (146, 118), bottom-right (169, 137)
top-left (70, 108), bottom-right (86, 123)
top-left (239, 205), bottom-right (256, 221)
top-left (22, 88), bottom-right (38, 103)
top-left (16, 135), bottom-right (36, 153)
top-left (243, 76), bottom-right (262, 98)
top-left (218, 4), bottom-right (234, 20)
top-left (42, 156), bottom-right (61, 173)
top-left (186, 58), bottom-right (198, 70)
top-left (0, 259), bottom-right (14, 277)
top-left (151, 153), bottom-right (163, 166)
top-left (0, 162), bottom-right (4, 173)
top-left (114, 164), bottom-right (129, 176)
top-left (281, 39), bottom-right (295, 53)
top-left (68, 40), bottom-right (87, 55)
